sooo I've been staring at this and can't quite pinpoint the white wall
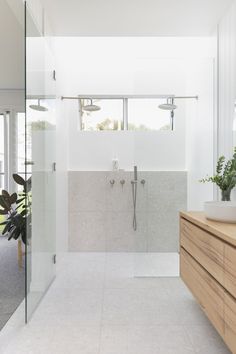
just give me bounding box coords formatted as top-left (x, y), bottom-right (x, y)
top-left (186, 60), bottom-right (215, 209)
top-left (55, 37), bottom-right (215, 182)
top-left (218, 0), bottom-right (236, 201)
top-left (218, 0), bottom-right (236, 160)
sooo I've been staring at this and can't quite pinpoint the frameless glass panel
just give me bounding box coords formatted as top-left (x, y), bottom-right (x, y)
top-left (0, 0), bottom-right (25, 331)
top-left (0, 114), bottom-right (4, 235)
top-left (132, 99), bottom-right (187, 277)
top-left (17, 113), bottom-right (26, 175)
top-left (233, 101), bottom-right (236, 147)
top-left (128, 99), bottom-right (172, 131)
top-left (26, 5), bottom-right (56, 321)
top-left (0, 114), bottom-right (4, 194)
top-left (80, 98), bottom-right (124, 130)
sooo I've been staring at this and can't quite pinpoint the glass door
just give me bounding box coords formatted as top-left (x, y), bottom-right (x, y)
top-left (25, 4), bottom-right (56, 321)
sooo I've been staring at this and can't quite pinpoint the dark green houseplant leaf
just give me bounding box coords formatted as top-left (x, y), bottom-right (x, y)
top-left (13, 174), bottom-right (26, 186)
top-left (10, 193), bottom-right (17, 204)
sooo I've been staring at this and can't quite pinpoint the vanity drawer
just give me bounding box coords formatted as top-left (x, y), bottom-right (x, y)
top-left (180, 247), bottom-right (225, 337)
top-left (225, 291), bottom-right (236, 353)
top-left (224, 244), bottom-right (236, 299)
top-left (180, 218), bottom-right (224, 285)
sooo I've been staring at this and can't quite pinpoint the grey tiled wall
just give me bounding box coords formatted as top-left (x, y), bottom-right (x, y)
top-left (68, 171), bottom-right (187, 252)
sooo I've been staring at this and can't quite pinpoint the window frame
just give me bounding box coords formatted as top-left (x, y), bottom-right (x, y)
top-left (78, 95), bottom-right (174, 132)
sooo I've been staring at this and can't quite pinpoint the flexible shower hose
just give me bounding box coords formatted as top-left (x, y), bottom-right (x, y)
top-left (131, 181), bottom-right (137, 231)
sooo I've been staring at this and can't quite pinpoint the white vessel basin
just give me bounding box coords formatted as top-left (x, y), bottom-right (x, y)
top-left (204, 201), bottom-right (236, 223)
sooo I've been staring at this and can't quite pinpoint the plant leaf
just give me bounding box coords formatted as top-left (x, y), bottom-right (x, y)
top-left (16, 197), bottom-right (25, 204)
top-left (20, 209), bottom-right (27, 217)
top-left (2, 190), bottom-right (10, 198)
top-left (10, 193), bottom-right (17, 204)
top-left (0, 196), bottom-right (11, 210)
top-left (13, 174), bottom-right (26, 186)
top-left (2, 222), bottom-right (12, 235)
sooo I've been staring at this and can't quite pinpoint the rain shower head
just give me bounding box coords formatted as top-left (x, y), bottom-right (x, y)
top-left (83, 99), bottom-right (101, 112)
top-left (29, 99), bottom-right (48, 112)
top-left (159, 98), bottom-right (177, 111)
top-left (158, 103), bottom-right (177, 110)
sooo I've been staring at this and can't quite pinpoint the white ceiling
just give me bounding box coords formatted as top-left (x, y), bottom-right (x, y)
top-left (41, 0), bottom-right (233, 36)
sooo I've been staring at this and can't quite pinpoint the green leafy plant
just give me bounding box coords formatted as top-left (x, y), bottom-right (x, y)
top-left (0, 174), bottom-right (32, 244)
top-left (200, 147), bottom-right (236, 201)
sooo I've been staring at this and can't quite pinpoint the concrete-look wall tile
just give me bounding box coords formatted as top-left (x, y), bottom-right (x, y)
top-left (68, 212), bottom-right (106, 251)
top-left (136, 172), bottom-right (148, 212)
top-left (134, 212), bottom-right (148, 252)
top-left (68, 171), bottom-right (187, 252)
top-left (68, 172), bottom-right (107, 212)
top-left (105, 212), bottom-right (135, 252)
top-left (147, 212), bottom-right (180, 252)
top-left (105, 211), bottom-right (148, 252)
top-left (147, 172), bottom-right (187, 212)
top-left (106, 171), bottom-right (133, 212)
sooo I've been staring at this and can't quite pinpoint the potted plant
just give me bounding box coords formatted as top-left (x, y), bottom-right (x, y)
top-left (200, 147), bottom-right (236, 201)
top-left (0, 174), bottom-right (32, 245)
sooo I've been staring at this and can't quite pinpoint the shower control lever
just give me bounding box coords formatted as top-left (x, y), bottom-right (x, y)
top-left (141, 179), bottom-right (146, 185)
top-left (120, 179), bottom-right (125, 186)
top-left (110, 179), bottom-right (115, 186)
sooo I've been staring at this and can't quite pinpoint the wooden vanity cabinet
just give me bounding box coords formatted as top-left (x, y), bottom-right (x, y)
top-left (180, 212), bottom-right (236, 354)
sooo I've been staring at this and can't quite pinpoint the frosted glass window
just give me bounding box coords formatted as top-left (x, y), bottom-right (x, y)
top-left (128, 99), bottom-right (172, 131)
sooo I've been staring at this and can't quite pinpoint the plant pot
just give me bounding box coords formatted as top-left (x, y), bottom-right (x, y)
top-left (221, 189), bottom-right (232, 201)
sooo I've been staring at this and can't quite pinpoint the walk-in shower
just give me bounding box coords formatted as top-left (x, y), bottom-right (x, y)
top-left (64, 93), bottom-right (199, 278)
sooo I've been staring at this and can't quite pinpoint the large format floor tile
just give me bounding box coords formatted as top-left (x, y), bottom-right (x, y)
top-left (0, 252), bottom-right (231, 354)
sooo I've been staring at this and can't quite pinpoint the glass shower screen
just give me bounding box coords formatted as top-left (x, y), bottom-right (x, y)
top-left (25, 4), bottom-right (56, 321)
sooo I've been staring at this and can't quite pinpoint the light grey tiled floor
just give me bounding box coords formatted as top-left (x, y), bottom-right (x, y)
top-left (1, 253), bottom-right (231, 354)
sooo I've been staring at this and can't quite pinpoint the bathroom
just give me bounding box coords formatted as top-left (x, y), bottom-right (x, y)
top-left (0, 0), bottom-right (236, 353)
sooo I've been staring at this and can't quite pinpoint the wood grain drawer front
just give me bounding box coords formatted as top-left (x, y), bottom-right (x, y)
top-left (224, 244), bottom-right (236, 299)
top-left (180, 218), bottom-right (224, 285)
top-left (225, 292), bottom-right (236, 353)
top-left (180, 248), bottom-right (225, 337)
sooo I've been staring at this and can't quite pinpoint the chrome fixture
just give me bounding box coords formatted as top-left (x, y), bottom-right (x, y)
top-left (158, 95), bottom-right (198, 110)
top-left (158, 96), bottom-right (198, 129)
top-left (120, 179), bottom-right (125, 186)
top-left (159, 97), bottom-right (177, 111)
top-left (29, 99), bottom-right (48, 112)
top-left (82, 99), bottom-right (101, 112)
top-left (141, 179), bottom-right (146, 185)
top-left (110, 179), bottom-right (115, 186)
top-left (131, 166), bottom-right (138, 231)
